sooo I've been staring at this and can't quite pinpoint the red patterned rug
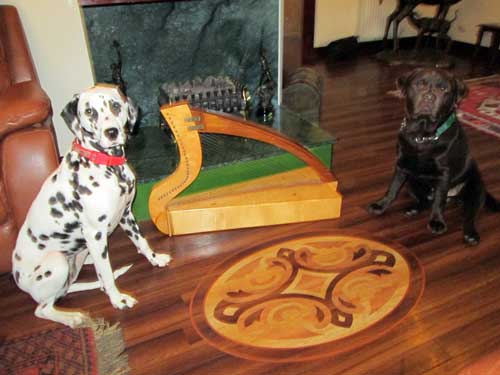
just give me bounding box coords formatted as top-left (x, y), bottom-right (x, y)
top-left (457, 75), bottom-right (500, 139)
top-left (0, 320), bottom-right (129, 375)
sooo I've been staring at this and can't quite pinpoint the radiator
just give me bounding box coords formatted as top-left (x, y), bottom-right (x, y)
top-left (357, 0), bottom-right (415, 42)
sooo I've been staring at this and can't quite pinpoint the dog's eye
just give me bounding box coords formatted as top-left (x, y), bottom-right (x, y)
top-left (85, 108), bottom-right (92, 115)
top-left (436, 83), bottom-right (448, 91)
top-left (416, 80), bottom-right (428, 89)
top-left (112, 102), bottom-right (121, 109)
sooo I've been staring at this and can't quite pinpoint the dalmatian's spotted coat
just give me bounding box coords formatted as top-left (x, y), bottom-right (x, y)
top-left (12, 85), bottom-right (171, 327)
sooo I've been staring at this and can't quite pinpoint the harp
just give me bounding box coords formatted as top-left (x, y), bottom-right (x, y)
top-left (149, 103), bottom-right (342, 236)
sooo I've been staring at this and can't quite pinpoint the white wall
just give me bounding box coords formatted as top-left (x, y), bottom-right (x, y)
top-left (315, 0), bottom-right (499, 48)
top-left (315, 0), bottom-right (361, 47)
top-left (449, 0), bottom-right (500, 45)
top-left (0, 0), bottom-right (94, 154)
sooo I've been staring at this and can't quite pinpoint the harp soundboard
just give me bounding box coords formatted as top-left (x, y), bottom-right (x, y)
top-left (149, 103), bottom-right (342, 236)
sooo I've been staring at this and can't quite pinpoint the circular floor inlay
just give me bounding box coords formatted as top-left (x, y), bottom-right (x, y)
top-left (190, 231), bottom-right (424, 362)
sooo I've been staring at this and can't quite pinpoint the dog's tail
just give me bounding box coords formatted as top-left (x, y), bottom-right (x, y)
top-left (485, 192), bottom-right (500, 212)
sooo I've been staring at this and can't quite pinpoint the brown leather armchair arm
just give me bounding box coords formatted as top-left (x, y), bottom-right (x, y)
top-left (0, 81), bottom-right (51, 138)
top-left (0, 5), bottom-right (59, 273)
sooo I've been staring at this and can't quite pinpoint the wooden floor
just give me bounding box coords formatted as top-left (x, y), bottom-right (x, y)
top-left (1, 50), bottom-right (500, 374)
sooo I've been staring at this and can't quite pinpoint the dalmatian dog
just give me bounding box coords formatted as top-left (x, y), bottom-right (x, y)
top-left (11, 84), bottom-right (171, 328)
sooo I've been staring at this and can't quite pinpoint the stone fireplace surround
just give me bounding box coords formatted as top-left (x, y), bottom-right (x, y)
top-left (80, 0), bottom-right (280, 128)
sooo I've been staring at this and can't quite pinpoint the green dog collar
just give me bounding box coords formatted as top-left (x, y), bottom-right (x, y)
top-left (401, 112), bottom-right (457, 144)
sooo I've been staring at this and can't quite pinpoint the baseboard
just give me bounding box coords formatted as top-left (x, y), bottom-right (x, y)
top-left (316, 37), bottom-right (479, 59)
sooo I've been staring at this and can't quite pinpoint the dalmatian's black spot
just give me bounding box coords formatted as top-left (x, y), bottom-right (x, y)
top-left (56, 192), bottom-right (66, 203)
top-left (38, 244), bottom-right (46, 250)
top-left (125, 230), bottom-right (133, 237)
top-left (121, 299), bottom-right (126, 304)
top-left (62, 240), bottom-right (70, 244)
top-left (78, 185), bottom-right (92, 195)
top-left (70, 238), bottom-right (86, 252)
top-left (120, 217), bottom-right (126, 224)
top-left (70, 172), bottom-right (79, 190)
top-left (51, 174), bottom-right (57, 183)
top-left (73, 191), bottom-right (80, 200)
top-left (39, 234), bottom-right (49, 241)
top-left (134, 234), bottom-right (139, 240)
top-left (34, 265), bottom-right (40, 271)
top-left (92, 181), bottom-right (100, 188)
top-left (81, 159), bottom-right (91, 169)
top-left (14, 271), bottom-right (20, 284)
top-left (64, 221), bottom-right (80, 233)
top-left (98, 214), bottom-right (107, 222)
top-left (72, 200), bottom-right (83, 212)
top-left (14, 252), bottom-right (21, 261)
top-left (44, 271), bottom-right (52, 277)
top-left (62, 202), bottom-right (73, 211)
top-left (50, 208), bottom-right (63, 218)
top-left (26, 228), bottom-right (38, 243)
top-left (95, 232), bottom-right (102, 240)
top-left (36, 275), bottom-right (43, 281)
top-left (89, 176), bottom-right (94, 181)
top-left (119, 185), bottom-right (126, 196)
top-left (49, 197), bottom-right (57, 205)
top-left (102, 245), bottom-right (108, 259)
top-left (51, 232), bottom-right (69, 240)
top-left (66, 154), bottom-right (80, 172)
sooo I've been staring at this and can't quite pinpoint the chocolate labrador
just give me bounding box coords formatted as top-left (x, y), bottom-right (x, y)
top-left (368, 68), bottom-right (499, 245)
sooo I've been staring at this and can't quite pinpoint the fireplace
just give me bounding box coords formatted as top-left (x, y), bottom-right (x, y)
top-left (80, 0), bottom-right (280, 128)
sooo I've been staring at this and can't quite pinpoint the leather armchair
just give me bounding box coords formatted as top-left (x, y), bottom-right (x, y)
top-left (0, 5), bottom-right (59, 273)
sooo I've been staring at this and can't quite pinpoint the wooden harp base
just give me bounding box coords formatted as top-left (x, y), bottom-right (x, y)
top-left (149, 103), bottom-right (342, 236)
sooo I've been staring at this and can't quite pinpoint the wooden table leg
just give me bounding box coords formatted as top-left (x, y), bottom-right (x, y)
top-left (474, 25), bottom-right (485, 58)
top-left (489, 30), bottom-right (500, 66)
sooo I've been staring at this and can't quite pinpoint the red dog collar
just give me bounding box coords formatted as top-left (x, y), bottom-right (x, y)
top-left (72, 139), bottom-right (126, 166)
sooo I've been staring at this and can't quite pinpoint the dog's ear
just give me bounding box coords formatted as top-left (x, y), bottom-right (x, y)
top-left (397, 68), bottom-right (425, 97)
top-left (60, 94), bottom-right (80, 135)
top-left (396, 75), bottom-right (408, 97)
top-left (454, 78), bottom-right (468, 104)
top-left (126, 97), bottom-right (139, 134)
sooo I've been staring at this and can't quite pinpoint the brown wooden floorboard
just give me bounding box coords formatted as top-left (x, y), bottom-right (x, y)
top-left (1, 50), bottom-right (499, 374)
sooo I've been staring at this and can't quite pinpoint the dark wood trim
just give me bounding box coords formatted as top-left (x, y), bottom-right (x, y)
top-left (302, 0), bottom-right (317, 64)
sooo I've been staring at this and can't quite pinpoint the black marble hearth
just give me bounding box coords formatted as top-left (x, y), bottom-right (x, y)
top-left (82, 0), bottom-right (279, 128)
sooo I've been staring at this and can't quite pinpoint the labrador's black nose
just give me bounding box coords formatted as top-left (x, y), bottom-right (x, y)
top-left (104, 128), bottom-right (119, 140)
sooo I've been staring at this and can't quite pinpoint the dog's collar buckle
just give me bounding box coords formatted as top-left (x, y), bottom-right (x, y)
top-left (72, 140), bottom-right (127, 166)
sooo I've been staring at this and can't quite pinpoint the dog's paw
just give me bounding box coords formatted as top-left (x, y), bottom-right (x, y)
top-left (428, 219), bottom-right (447, 235)
top-left (110, 293), bottom-right (138, 309)
top-left (150, 252), bottom-right (172, 267)
top-left (368, 202), bottom-right (386, 215)
top-left (463, 231), bottom-right (480, 246)
top-left (36, 306), bottom-right (89, 328)
top-left (61, 312), bottom-right (90, 328)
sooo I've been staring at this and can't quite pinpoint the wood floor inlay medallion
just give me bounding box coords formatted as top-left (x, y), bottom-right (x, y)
top-left (190, 231), bottom-right (425, 362)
